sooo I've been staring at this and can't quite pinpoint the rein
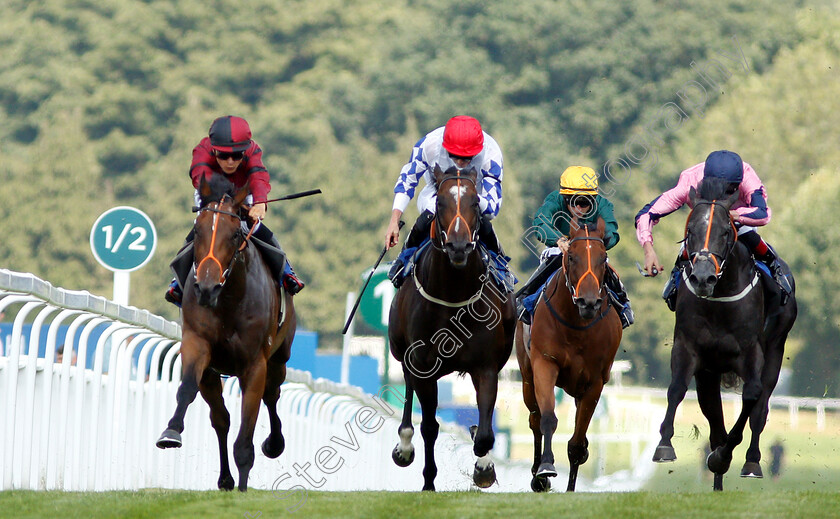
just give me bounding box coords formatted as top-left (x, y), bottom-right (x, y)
top-left (685, 200), bottom-right (738, 277)
top-left (194, 200), bottom-right (256, 286)
top-left (544, 227), bottom-right (610, 330)
top-left (432, 173), bottom-right (480, 250)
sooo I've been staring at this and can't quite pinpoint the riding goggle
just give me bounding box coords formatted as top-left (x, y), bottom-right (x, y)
top-left (215, 150), bottom-right (245, 161)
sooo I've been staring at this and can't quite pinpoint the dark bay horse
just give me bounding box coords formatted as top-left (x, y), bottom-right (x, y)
top-left (652, 177), bottom-right (797, 491)
top-left (389, 166), bottom-right (515, 491)
top-left (156, 173), bottom-right (296, 492)
top-left (515, 218), bottom-right (622, 492)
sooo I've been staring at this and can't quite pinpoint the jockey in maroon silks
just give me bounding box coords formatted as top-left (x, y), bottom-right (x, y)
top-left (165, 115), bottom-right (304, 306)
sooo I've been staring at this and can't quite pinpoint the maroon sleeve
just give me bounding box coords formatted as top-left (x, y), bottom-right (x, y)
top-left (244, 141), bottom-right (271, 203)
top-left (189, 137), bottom-right (216, 188)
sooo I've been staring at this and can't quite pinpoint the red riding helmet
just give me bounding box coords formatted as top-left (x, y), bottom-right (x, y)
top-left (442, 116), bottom-right (484, 157)
top-left (209, 115), bottom-right (252, 153)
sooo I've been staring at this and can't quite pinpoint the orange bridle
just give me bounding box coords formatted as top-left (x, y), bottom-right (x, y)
top-left (195, 201), bottom-right (256, 285)
top-left (564, 226), bottom-right (604, 299)
top-left (686, 200), bottom-right (738, 276)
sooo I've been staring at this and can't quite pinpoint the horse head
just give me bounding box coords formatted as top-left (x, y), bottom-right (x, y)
top-left (192, 174), bottom-right (250, 307)
top-left (432, 166), bottom-right (480, 268)
top-left (684, 177), bottom-right (740, 297)
top-left (564, 218), bottom-right (608, 319)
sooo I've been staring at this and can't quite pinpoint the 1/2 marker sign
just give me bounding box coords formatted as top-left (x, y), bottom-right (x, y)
top-left (90, 206), bottom-right (158, 272)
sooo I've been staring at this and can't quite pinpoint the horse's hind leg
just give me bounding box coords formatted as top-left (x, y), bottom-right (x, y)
top-left (392, 367), bottom-right (416, 468)
top-left (743, 335), bottom-right (785, 478)
top-left (470, 369), bottom-right (498, 489)
top-left (653, 341), bottom-right (695, 462)
top-left (695, 370), bottom-right (726, 489)
top-left (233, 357), bottom-right (267, 492)
top-left (415, 378), bottom-right (440, 491)
top-left (261, 360), bottom-right (287, 459)
top-left (198, 369), bottom-right (234, 491)
top-left (157, 336), bottom-right (210, 449)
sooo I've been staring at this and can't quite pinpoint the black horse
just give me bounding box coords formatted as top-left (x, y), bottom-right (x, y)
top-left (388, 166), bottom-right (516, 491)
top-left (652, 177), bottom-right (797, 491)
top-left (157, 173), bottom-right (296, 491)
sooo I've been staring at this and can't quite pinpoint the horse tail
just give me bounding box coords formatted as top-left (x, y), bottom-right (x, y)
top-left (721, 371), bottom-right (741, 390)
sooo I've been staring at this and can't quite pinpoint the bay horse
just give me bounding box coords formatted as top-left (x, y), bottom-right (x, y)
top-left (156, 173), bottom-right (296, 492)
top-left (652, 177), bottom-right (797, 491)
top-left (389, 166), bottom-right (516, 491)
top-left (514, 218), bottom-right (622, 492)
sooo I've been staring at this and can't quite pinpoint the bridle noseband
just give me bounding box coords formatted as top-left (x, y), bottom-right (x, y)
top-left (432, 173), bottom-right (480, 251)
top-left (685, 200), bottom-right (738, 279)
top-left (194, 196), bottom-right (256, 286)
top-left (563, 228), bottom-right (605, 302)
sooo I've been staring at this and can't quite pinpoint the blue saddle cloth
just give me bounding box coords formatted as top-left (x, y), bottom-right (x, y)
top-left (522, 270), bottom-right (560, 318)
top-left (396, 239), bottom-right (517, 293)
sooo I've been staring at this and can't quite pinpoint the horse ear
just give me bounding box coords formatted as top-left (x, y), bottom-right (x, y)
top-left (433, 165), bottom-right (446, 185)
top-left (688, 186), bottom-right (697, 206)
top-left (199, 174), bottom-right (213, 201)
top-left (234, 182), bottom-right (251, 207)
top-left (724, 187), bottom-right (740, 208)
top-left (465, 167), bottom-right (479, 181)
top-left (596, 217), bottom-right (606, 238)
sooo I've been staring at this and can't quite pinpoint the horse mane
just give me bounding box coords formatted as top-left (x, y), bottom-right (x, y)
top-left (199, 173), bottom-right (237, 208)
top-left (697, 176), bottom-right (733, 201)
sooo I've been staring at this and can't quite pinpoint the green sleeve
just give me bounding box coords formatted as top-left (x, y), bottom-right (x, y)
top-left (595, 196), bottom-right (620, 250)
top-left (532, 191), bottom-right (568, 247)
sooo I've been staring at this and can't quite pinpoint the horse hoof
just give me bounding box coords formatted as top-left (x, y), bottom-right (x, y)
top-left (707, 448), bottom-right (731, 474)
top-left (536, 463), bottom-right (557, 478)
top-left (652, 445), bottom-right (676, 462)
top-left (218, 474), bottom-right (235, 491)
top-left (262, 435), bottom-right (285, 459)
top-left (741, 461), bottom-right (763, 478)
top-left (392, 445), bottom-right (415, 467)
top-left (530, 475), bottom-right (551, 492)
top-left (473, 462), bottom-right (496, 488)
top-left (156, 429), bottom-right (182, 449)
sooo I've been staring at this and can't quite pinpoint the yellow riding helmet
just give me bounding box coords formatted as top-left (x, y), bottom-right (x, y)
top-left (559, 166), bottom-right (599, 195)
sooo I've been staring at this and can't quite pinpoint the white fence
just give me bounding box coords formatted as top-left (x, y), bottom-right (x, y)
top-left (0, 270), bottom-right (548, 492)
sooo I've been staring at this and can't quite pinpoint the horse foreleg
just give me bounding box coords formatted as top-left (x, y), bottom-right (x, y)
top-left (470, 369), bottom-right (498, 489)
top-left (197, 369), bottom-right (234, 491)
top-left (233, 358), bottom-right (267, 492)
top-left (566, 384), bottom-right (602, 492)
top-left (531, 355), bottom-right (560, 479)
top-left (415, 378), bottom-right (439, 491)
top-left (260, 360), bottom-right (287, 459)
top-left (653, 340), bottom-right (695, 462)
top-left (392, 369), bottom-right (416, 468)
top-left (157, 336), bottom-right (210, 449)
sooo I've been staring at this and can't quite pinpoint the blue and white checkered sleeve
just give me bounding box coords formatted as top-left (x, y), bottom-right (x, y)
top-left (392, 142), bottom-right (429, 213)
top-left (479, 159), bottom-right (503, 219)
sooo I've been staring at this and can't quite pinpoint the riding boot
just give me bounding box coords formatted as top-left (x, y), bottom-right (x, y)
top-left (164, 232), bottom-right (195, 307)
top-left (477, 216), bottom-right (503, 256)
top-left (756, 247), bottom-right (792, 305)
top-left (663, 249), bottom-right (690, 312)
top-left (388, 210), bottom-right (434, 288)
top-left (605, 262), bottom-right (634, 329)
top-left (514, 254), bottom-right (564, 325)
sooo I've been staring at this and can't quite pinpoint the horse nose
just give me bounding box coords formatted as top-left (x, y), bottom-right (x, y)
top-left (194, 282), bottom-right (223, 307)
top-left (688, 273), bottom-right (717, 287)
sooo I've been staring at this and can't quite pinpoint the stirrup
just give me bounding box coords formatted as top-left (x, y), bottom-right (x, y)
top-left (516, 298), bottom-right (531, 325)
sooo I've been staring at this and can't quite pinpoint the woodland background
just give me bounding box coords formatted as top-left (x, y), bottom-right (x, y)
top-left (2, 0), bottom-right (839, 396)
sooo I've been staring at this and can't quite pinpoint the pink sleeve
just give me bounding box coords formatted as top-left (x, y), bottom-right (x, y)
top-left (733, 162), bottom-right (771, 226)
top-left (636, 166), bottom-right (701, 245)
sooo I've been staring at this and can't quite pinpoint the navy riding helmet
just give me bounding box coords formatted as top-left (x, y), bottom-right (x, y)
top-left (703, 150), bottom-right (743, 184)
